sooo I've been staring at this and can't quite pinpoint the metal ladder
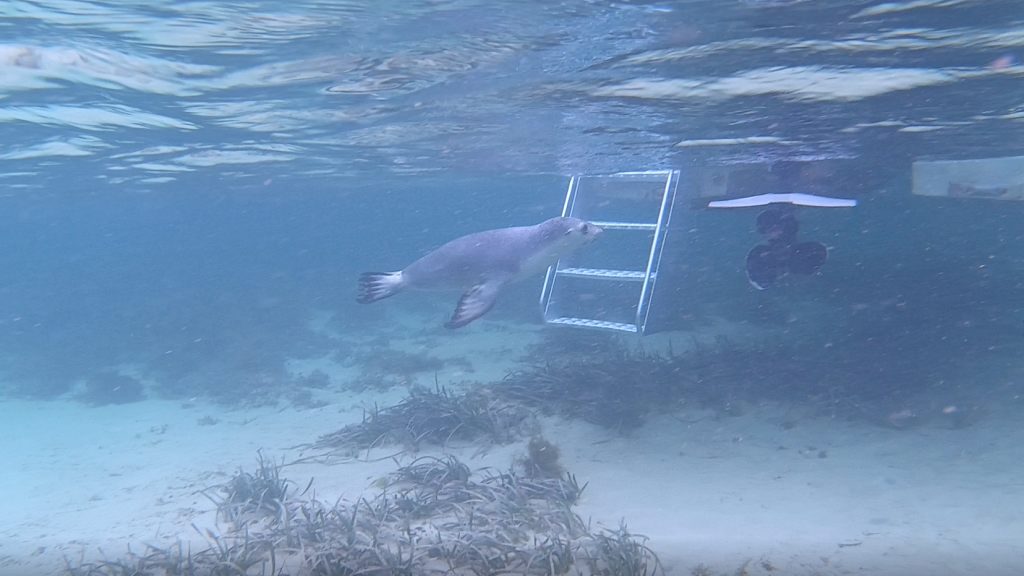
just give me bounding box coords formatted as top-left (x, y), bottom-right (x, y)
top-left (539, 170), bottom-right (680, 334)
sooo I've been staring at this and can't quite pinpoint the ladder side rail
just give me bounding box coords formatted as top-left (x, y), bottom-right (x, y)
top-left (541, 176), bottom-right (581, 318)
top-left (635, 170), bottom-right (679, 332)
top-left (562, 175), bottom-right (581, 217)
top-left (640, 172), bottom-right (680, 332)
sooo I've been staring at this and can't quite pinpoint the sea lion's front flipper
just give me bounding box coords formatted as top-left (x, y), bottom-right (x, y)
top-left (446, 279), bottom-right (507, 329)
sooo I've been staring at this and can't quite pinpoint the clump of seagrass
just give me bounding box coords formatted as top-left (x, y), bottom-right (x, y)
top-left (507, 331), bottom-right (978, 430)
top-left (496, 346), bottom-right (685, 431)
top-left (518, 435), bottom-right (565, 479)
top-left (312, 382), bottom-right (532, 456)
top-left (581, 522), bottom-right (662, 576)
top-left (66, 454), bottom-right (660, 576)
top-left (202, 451), bottom-right (305, 527)
top-left (64, 531), bottom-right (279, 576)
top-left (524, 329), bottom-right (626, 363)
top-left (78, 371), bottom-right (145, 406)
top-left (290, 455), bottom-right (632, 575)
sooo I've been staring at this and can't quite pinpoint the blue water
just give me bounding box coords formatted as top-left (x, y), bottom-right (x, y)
top-left (0, 0), bottom-right (1020, 393)
top-left (1, 0), bottom-right (1023, 574)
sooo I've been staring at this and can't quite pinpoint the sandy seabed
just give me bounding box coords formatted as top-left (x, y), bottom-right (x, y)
top-left (1, 317), bottom-right (1022, 576)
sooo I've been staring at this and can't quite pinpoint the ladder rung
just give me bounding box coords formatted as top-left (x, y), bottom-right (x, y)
top-left (547, 317), bottom-right (638, 333)
top-left (590, 220), bottom-right (657, 231)
top-left (557, 267), bottom-right (649, 281)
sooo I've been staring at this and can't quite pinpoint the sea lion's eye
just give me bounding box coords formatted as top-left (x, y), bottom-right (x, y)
top-left (580, 224), bottom-right (589, 235)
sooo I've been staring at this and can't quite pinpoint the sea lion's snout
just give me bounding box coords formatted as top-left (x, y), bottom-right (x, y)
top-left (579, 221), bottom-right (603, 241)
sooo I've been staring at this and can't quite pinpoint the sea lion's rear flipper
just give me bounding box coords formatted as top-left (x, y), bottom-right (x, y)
top-left (446, 279), bottom-right (506, 329)
top-left (357, 272), bottom-right (404, 304)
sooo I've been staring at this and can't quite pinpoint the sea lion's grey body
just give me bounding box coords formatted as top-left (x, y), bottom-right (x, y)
top-left (358, 217), bottom-right (602, 328)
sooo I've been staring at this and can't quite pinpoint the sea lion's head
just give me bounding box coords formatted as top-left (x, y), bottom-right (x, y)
top-left (540, 217), bottom-right (603, 251)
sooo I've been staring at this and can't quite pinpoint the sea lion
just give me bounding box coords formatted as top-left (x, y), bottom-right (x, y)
top-left (357, 216), bottom-right (602, 328)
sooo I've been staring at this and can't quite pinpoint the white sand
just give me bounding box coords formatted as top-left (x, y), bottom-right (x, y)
top-left (1, 320), bottom-right (1022, 576)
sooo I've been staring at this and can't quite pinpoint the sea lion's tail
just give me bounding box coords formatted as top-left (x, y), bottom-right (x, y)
top-left (357, 272), bottom-right (404, 303)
